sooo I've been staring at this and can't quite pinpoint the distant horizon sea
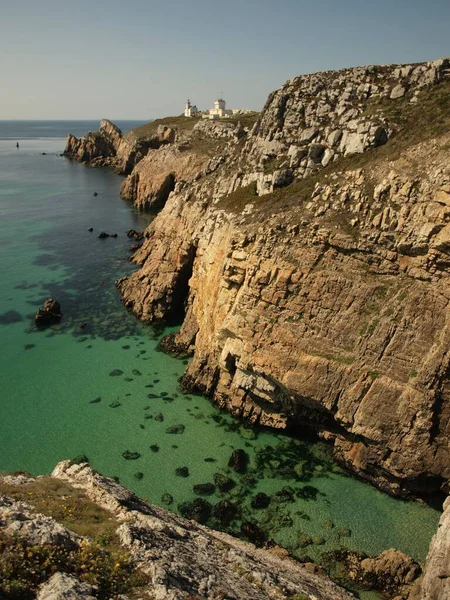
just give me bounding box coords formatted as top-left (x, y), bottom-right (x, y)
top-left (0, 119), bottom-right (149, 141)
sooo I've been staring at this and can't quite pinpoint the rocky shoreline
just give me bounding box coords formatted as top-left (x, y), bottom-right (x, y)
top-left (1, 461), bottom-right (448, 599)
top-left (64, 57), bottom-right (450, 503)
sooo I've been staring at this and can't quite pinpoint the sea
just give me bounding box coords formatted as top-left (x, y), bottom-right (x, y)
top-left (0, 120), bottom-right (441, 583)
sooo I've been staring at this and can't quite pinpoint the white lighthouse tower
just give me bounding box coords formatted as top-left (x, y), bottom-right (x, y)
top-left (184, 99), bottom-right (199, 118)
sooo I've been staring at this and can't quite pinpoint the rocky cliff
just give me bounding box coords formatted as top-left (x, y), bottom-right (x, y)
top-left (67, 59), bottom-right (450, 499)
top-left (0, 462), bottom-right (355, 600)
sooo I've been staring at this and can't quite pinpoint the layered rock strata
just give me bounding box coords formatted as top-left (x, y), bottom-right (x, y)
top-left (66, 59), bottom-right (450, 498)
top-left (116, 59), bottom-right (450, 498)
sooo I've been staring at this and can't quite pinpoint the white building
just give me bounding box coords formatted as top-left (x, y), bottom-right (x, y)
top-left (184, 99), bottom-right (199, 117)
top-left (207, 98), bottom-right (233, 119)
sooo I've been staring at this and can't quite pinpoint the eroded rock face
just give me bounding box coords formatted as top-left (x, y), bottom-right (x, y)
top-left (117, 63), bottom-right (450, 496)
top-left (64, 119), bottom-right (122, 167)
top-left (421, 496), bottom-right (450, 600)
top-left (35, 298), bottom-right (62, 326)
top-left (120, 145), bottom-right (209, 209)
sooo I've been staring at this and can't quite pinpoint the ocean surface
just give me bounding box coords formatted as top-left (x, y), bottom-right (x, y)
top-left (0, 121), bottom-right (441, 579)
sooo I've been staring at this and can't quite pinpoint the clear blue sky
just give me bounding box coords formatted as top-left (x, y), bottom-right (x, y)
top-left (2, 0), bottom-right (449, 119)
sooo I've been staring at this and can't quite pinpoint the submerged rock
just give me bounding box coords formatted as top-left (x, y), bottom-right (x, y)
top-left (166, 424), bottom-right (185, 434)
top-left (228, 449), bottom-right (249, 473)
top-left (175, 467), bottom-right (189, 478)
top-left (251, 492), bottom-right (271, 509)
top-left (240, 522), bottom-right (266, 546)
top-left (213, 473), bottom-right (235, 492)
top-left (179, 498), bottom-right (212, 524)
top-left (122, 450), bottom-right (141, 460)
top-left (212, 500), bottom-right (239, 525)
top-left (193, 483), bottom-right (216, 496)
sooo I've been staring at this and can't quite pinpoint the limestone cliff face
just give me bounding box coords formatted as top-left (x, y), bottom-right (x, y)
top-left (117, 59), bottom-right (450, 497)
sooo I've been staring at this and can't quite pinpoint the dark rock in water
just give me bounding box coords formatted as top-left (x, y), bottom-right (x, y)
top-left (71, 455), bottom-right (89, 465)
top-left (166, 424), bottom-right (185, 434)
top-left (41, 152), bottom-right (47, 155)
top-left (204, 457), bottom-right (216, 463)
top-left (124, 377), bottom-right (133, 382)
top-left (35, 298), bottom-right (62, 327)
top-left (240, 474), bottom-right (257, 487)
top-left (139, 424), bottom-right (145, 430)
top-left (0, 310), bottom-right (23, 324)
top-left (179, 498), bottom-right (212, 524)
top-left (127, 229), bottom-right (144, 240)
top-left (93, 192), bottom-right (98, 197)
top-left (109, 369), bottom-right (124, 376)
top-left (338, 527), bottom-right (352, 538)
top-left (228, 449), bottom-right (249, 473)
top-left (89, 396), bottom-right (101, 404)
top-left (193, 483), bottom-right (216, 496)
top-left (295, 485), bottom-right (320, 501)
top-left (160, 392), bottom-right (168, 397)
top-left (212, 500), bottom-right (238, 525)
top-left (251, 492), bottom-right (271, 509)
top-left (161, 493), bottom-right (173, 505)
top-left (134, 472), bottom-right (144, 480)
top-left (150, 444), bottom-right (159, 453)
top-left (130, 243), bottom-right (143, 252)
top-left (175, 467), bottom-right (189, 478)
top-left (274, 487), bottom-right (296, 504)
top-left (122, 450), bottom-right (141, 460)
top-left (109, 401), bottom-right (121, 408)
top-left (24, 344), bottom-right (35, 350)
top-left (132, 369), bottom-right (142, 376)
top-left (88, 228), bottom-right (94, 232)
top-left (154, 413), bottom-right (164, 422)
top-left (98, 231), bottom-right (118, 239)
top-left (297, 532), bottom-right (313, 548)
top-left (147, 393), bottom-right (158, 398)
top-left (240, 522), bottom-right (266, 546)
top-left (122, 345), bottom-right (130, 349)
top-left (163, 396), bottom-right (175, 403)
top-left (213, 473), bottom-right (235, 493)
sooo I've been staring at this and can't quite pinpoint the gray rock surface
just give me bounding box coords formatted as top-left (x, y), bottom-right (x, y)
top-left (0, 495), bottom-right (81, 549)
top-left (421, 496), bottom-right (450, 600)
top-left (52, 460), bottom-right (354, 600)
top-left (36, 573), bottom-right (97, 600)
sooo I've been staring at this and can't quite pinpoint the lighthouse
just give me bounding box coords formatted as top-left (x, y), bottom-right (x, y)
top-left (184, 99), bottom-right (199, 117)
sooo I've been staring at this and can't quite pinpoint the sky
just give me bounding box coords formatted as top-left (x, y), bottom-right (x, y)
top-left (1, 0), bottom-right (450, 120)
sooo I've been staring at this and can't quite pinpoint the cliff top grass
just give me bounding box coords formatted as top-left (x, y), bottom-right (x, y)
top-left (218, 78), bottom-right (450, 222)
top-left (0, 475), bottom-right (148, 599)
top-left (127, 112), bottom-right (259, 141)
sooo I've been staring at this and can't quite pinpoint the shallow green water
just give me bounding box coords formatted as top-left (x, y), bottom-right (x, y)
top-left (0, 133), bottom-right (441, 574)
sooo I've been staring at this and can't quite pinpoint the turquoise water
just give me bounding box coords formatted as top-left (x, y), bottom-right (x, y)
top-left (0, 128), bottom-right (441, 573)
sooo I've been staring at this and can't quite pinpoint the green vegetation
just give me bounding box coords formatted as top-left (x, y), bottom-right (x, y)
top-left (0, 477), bottom-right (148, 600)
top-left (127, 115), bottom-right (201, 140)
top-left (126, 111), bottom-right (259, 142)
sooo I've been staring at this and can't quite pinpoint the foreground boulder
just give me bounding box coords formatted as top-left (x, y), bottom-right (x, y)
top-left (35, 298), bottom-right (62, 326)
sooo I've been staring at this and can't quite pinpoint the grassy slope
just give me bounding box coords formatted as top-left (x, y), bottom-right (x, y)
top-left (218, 78), bottom-right (450, 220)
